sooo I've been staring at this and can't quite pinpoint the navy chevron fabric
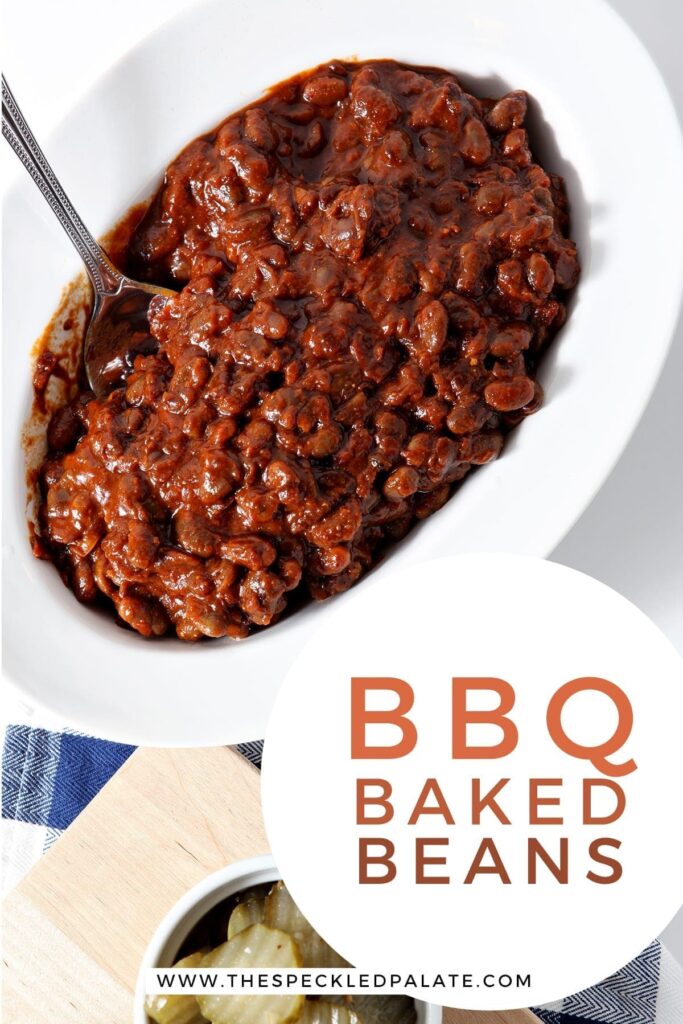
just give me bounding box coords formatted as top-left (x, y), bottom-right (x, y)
top-left (561, 940), bottom-right (659, 1021)
top-left (234, 739), bottom-right (264, 769)
top-left (533, 940), bottom-right (663, 1023)
top-left (2, 726), bottom-right (681, 1022)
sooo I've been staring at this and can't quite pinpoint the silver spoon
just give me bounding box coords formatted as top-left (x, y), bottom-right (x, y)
top-left (2, 75), bottom-right (174, 398)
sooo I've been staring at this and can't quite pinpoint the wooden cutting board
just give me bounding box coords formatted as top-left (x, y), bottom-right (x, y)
top-left (2, 745), bottom-right (537, 1024)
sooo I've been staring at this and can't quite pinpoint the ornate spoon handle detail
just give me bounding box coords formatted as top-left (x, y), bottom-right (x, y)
top-left (2, 74), bottom-right (123, 295)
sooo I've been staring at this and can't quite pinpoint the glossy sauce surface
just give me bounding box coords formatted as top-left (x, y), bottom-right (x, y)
top-left (35, 60), bottom-right (579, 640)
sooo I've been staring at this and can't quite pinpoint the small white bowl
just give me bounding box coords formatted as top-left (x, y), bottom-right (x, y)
top-left (135, 854), bottom-right (442, 1024)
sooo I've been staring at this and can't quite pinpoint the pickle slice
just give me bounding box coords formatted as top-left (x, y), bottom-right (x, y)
top-left (264, 882), bottom-right (349, 968)
top-left (300, 1003), bottom-right (361, 1024)
top-left (350, 996), bottom-right (417, 1024)
top-left (196, 923), bottom-right (304, 1024)
top-left (144, 951), bottom-right (207, 1024)
top-left (227, 892), bottom-right (266, 939)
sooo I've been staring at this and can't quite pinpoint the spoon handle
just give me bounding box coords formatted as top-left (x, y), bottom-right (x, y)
top-left (2, 75), bottom-right (123, 296)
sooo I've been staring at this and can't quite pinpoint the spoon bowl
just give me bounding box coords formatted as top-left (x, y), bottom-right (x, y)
top-left (84, 277), bottom-right (174, 397)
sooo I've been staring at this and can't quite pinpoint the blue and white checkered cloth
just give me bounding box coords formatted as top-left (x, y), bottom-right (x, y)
top-left (3, 725), bottom-right (682, 1023)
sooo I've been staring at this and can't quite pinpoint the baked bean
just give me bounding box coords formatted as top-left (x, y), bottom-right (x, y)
top-left (221, 536), bottom-right (277, 569)
top-left (242, 108), bottom-right (277, 152)
top-left (47, 405), bottom-right (83, 452)
top-left (501, 128), bottom-right (532, 166)
top-left (72, 558), bottom-right (97, 602)
top-left (414, 299), bottom-right (448, 369)
top-left (460, 118), bottom-right (492, 166)
top-left (351, 82), bottom-right (400, 141)
top-left (127, 520), bottom-right (160, 568)
top-left (446, 402), bottom-right (487, 436)
top-left (310, 545), bottom-right (352, 575)
top-left (308, 501), bottom-right (362, 547)
top-left (384, 466), bottom-right (420, 499)
top-left (475, 182), bottom-right (509, 215)
top-left (459, 430), bottom-right (504, 464)
top-left (302, 75), bottom-right (348, 105)
top-left (117, 594), bottom-right (168, 638)
top-left (527, 252), bottom-right (555, 298)
top-left (239, 570), bottom-right (287, 625)
top-left (486, 90), bottom-right (527, 132)
top-left (484, 376), bottom-right (536, 412)
top-left (174, 510), bottom-right (217, 558)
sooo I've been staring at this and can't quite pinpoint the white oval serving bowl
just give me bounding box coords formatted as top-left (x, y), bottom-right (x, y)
top-left (4, 0), bottom-right (683, 745)
top-left (134, 854), bottom-right (442, 1024)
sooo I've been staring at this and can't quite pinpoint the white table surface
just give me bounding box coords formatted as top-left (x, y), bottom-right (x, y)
top-left (3, 0), bottom-right (682, 964)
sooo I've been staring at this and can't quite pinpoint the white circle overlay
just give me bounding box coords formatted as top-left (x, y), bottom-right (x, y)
top-left (262, 554), bottom-right (683, 1009)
